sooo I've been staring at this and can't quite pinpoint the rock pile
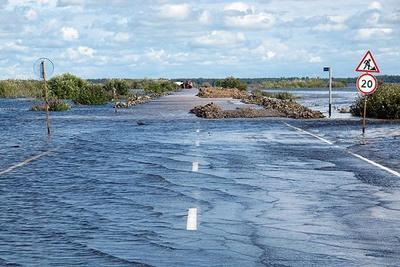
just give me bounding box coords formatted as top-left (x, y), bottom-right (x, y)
top-left (114, 95), bottom-right (153, 108)
top-left (197, 87), bottom-right (247, 99)
top-left (190, 103), bottom-right (223, 118)
top-left (190, 102), bottom-right (281, 119)
top-left (243, 95), bottom-right (324, 119)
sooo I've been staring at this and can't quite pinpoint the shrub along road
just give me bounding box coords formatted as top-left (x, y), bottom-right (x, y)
top-left (0, 89), bottom-right (399, 266)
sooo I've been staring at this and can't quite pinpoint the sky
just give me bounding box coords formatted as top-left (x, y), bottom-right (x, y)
top-left (0, 0), bottom-right (399, 79)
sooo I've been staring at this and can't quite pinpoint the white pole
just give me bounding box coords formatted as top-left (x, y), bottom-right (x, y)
top-left (329, 68), bottom-right (332, 118)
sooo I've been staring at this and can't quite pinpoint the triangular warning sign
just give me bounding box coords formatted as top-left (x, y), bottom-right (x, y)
top-left (355, 50), bottom-right (380, 73)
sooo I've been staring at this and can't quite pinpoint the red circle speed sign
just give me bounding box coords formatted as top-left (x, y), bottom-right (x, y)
top-left (356, 73), bottom-right (378, 95)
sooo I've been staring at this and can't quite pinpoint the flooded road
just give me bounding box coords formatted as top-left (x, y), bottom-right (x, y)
top-left (0, 90), bottom-right (399, 266)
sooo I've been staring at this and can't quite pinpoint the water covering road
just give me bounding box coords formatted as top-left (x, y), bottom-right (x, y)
top-left (0, 90), bottom-right (399, 266)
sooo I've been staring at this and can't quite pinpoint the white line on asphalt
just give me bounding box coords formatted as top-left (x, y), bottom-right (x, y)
top-left (192, 162), bottom-right (199, 172)
top-left (0, 150), bottom-right (55, 176)
top-left (283, 122), bottom-right (400, 178)
top-left (283, 122), bottom-right (334, 145)
top-left (186, 208), bottom-right (198, 230)
top-left (348, 151), bottom-right (400, 178)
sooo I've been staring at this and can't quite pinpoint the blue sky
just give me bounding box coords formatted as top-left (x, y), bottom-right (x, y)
top-left (0, 0), bottom-right (399, 79)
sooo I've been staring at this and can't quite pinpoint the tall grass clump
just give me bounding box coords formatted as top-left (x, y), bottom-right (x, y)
top-left (350, 83), bottom-right (400, 119)
top-left (104, 79), bottom-right (129, 96)
top-left (73, 84), bottom-right (110, 105)
top-left (0, 80), bottom-right (42, 98)
top-left (262, 78), bottom-right (346, 89)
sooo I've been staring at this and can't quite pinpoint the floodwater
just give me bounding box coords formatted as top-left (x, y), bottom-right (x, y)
top-left (263, 87), bottom-right (359, 118)
top-left (0, 90), bottom-right (399, 266)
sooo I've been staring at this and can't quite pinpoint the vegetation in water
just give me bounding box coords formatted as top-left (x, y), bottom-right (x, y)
top-left (350, 83), bottom-right (400, 119)
top-left (0, 80), bottom-right (42, 98)
top-left (31, 100), bottom-right (70, 111)
top-left (48, 73), bottom-right (89, 100)
top-left (262, 78), bottom-right (346, 89)
top-left (104, 79), bottom-right (129, 96)
top-left (73, 84), bottom-right (110, 105)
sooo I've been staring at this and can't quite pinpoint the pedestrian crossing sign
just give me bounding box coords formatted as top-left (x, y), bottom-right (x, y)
top-left (355, 50), bottom-right (380, 73)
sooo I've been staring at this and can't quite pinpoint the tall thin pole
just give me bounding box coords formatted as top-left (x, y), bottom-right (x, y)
top-left (362, 96), bottom-right (367, 135)
top-left (41, 61), bottom-right (51, 136)
top-left (328, 68), bottom-right (332, 118)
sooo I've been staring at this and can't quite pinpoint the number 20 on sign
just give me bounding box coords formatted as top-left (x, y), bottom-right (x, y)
top-left (356, 73), bottom-right (378, 95)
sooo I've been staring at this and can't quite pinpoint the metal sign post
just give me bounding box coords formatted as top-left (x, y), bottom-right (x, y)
top-left (356, 71), bottom-right (379, 136)
top-left (34, 58), bottom-right (54, 136)
top-left (323, 67), bottom-right (332, 118)
top-left (41, 61), bottom-right (51, 136)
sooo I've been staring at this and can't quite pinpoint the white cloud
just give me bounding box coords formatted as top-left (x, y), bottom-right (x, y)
top-left (146, 48), bottom-right (167, 61)
top-left (313, 23), bottom-right (346, 32)
top-left (24, 9), bottom-right (37, 20)
top-left (114, 32), bottom-right (130, 42)
top-left (194, 31), bottom-right (246, 46)
top-left (309, 56), bottom-right (322, 63)
top-left (78, 46), bottom-right (95, 57)
top-left (60, 26), bottom-right (79, 41)
top-left (225, 13), bottom-right (275, 28)
top-left (224, 2), bottom-right (252, 13)
top-left (199, 10), bottom-right (212, 25)
top-left (57, 0), bottom-right (84, 7)
top-left (369, 1), bottom-right (382, 10)
top-left (63, 46), bottom-right (95, 60)
top-left (2, 41), bottom-right (28, 52)
top-left (253, 39), bottom-right (288, 61)
top-left (159, 4), bottom-right (191, 20)
top-left (356, 28), bottom-right (393, 39)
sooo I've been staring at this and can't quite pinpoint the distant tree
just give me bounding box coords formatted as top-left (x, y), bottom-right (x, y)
top-left (103, 79), bottom-right (129, 96)
top-left (215, 76), bottom-right (247, 91)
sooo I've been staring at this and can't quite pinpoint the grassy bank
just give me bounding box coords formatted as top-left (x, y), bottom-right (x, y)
top-left (350, 83), bottom-right (400, 119)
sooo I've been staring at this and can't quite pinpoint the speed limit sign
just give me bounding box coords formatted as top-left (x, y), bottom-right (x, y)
top-left (356, 73), bottom-right (378, 95)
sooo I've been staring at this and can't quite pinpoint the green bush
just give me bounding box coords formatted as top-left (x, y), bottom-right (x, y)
top-left (215, 76), bottom-right (247, 91)
top-left (0, 80), bottom-right (42, 98)
top-left (48, 73), bottom-right (89, 99)
top-left (104, 79), bottom-right (129, 96)
top-left (350, 83), bottom-right (400, 119)
top-left (141, 79), bottom-right (179, 94)
top-left (31, 100), bottom-right (70, 111)
top-left (73, 84), bottom-right (110, 105)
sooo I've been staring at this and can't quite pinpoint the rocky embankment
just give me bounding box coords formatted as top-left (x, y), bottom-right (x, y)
top-left (190, 103), bottom-right (282, 119)
top-left (114, 94), bottom-right (164, 108)
top-left (243, 95), bottom-right (324, 119)
top-left (193, 87), bottom-right (324, 119)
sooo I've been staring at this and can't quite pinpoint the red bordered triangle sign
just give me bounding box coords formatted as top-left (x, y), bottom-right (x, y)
top-left (355, 50), bottom-right (380, 73)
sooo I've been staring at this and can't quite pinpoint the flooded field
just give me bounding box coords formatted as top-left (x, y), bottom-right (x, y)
top-left (0, 90), bottom-right (399, 266)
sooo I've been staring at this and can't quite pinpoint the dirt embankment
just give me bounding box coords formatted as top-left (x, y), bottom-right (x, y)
top-left (193, 87), bottom-right (324, 119)
top-left (197, 87), bottom-right (247, 99)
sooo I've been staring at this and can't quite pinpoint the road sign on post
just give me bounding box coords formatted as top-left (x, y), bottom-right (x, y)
top-left (355, 50), bottom-right (380, 73)
top-left (355, 51), bottom-right (380, 136)
top-left (323, 67), bottom-right (332, 118)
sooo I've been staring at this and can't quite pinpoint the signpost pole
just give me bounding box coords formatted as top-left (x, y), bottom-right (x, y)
top-left (41, 61), bottom-right (51, 136)
top-left (329, 68), bottom-right (332, 118)
top-left (362, 96), bottom-right (367, 135)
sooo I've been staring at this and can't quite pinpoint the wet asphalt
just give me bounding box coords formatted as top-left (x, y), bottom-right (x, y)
top-left (0, 89), bottom-right (399, 266)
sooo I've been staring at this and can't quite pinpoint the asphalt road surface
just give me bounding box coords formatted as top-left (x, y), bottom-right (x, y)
top-left (0, 89), bottom-right (399, 266)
